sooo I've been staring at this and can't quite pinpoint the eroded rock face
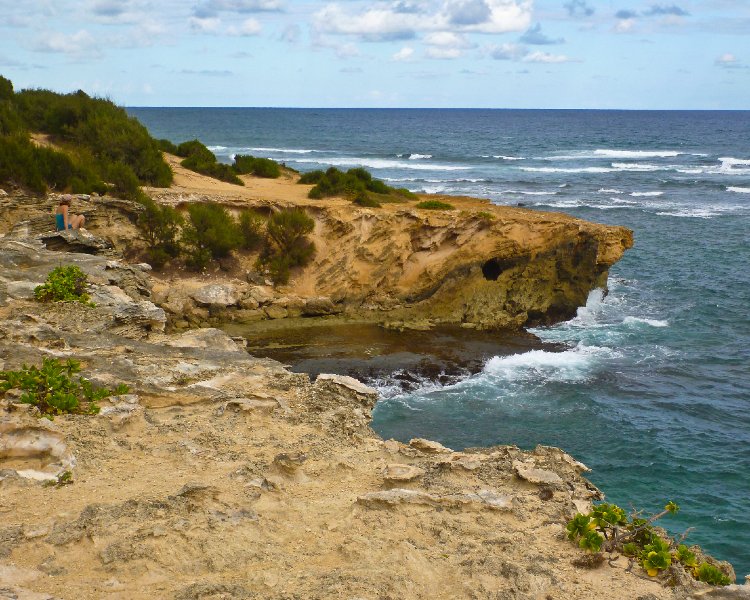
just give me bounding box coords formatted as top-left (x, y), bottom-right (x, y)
top-left (0, 416), bottom-right (75, 482)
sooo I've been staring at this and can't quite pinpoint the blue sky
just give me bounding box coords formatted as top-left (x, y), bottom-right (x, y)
top-left (0, 0), bottom-right (748, 108)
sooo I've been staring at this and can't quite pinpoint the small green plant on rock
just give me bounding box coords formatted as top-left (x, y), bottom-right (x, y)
top-left (566, 501), bottom-right (732, 586)
top-left (137, 196), bottom-right (183, 269)
top-left (34, 265), bottom-right (92, 305)
top-left (183, 203), bottom-right (243, 270)
top-left (0, 357), bottom-right (129, 417)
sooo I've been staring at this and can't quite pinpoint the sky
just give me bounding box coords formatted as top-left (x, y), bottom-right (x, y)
top-left (0, 0), bottom-right (748, 108)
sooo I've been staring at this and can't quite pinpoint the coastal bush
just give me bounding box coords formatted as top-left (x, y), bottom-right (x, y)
top-left (304, 166), bottom-right (409, 206)
top-left (298, 170), bottom-right (325, 185)
top-left (233, 154), bottom-right (281, 178)
top-left (258, 208), bottom-right (315, 284)
top-left (157, 138), bottom-right (179, 154)
top-left (0, 357), bottom-right (129, 417)
top-left (34, 266), bottom-right (93, 305)
top-left (567, 501), bottom-right (732, 585)
top-left (176, 139), bottom-right (244, 186)
top-left (415, 200), bottom-right (455, 210)
top-left (238, 210), bottom-right (266, 251)
top-left (0, 77), bottom-right (173, 196)
top-left (137, 197), bottom-right (183, 268)
top-left (183, 203), bottom-right (243, 270)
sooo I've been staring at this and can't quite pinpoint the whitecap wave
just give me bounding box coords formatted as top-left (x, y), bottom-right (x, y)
top-left (483, 343), bottom-right (617, 383)
top-left (623, 316), bottom-right (669, 328)
top-left (727, 186), bottom-right (750, 194)
top-left (251, 146), bottom-right (324, 154)
top-left (494, 155), bottom-right (525, 160)
top-left (598, 188), bottom-right (624, 194)
top-left (630, 191), bottom-right (664, 197)
top-left (208, 145), bottom-right (228, 151)
top-left (520, 166), bottom-right (614, 174)
top-left (594, 149), bottom-right (681, 159)
top-left (293, 157), bottom-right (471, 171)
top-left (408, 153), bottom-right (432, 160)
top-left (503, 190), bottom-right (558, 196)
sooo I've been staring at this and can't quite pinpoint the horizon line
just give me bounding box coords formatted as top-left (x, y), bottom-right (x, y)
top-left (125, 106), bottom-right (750, 111)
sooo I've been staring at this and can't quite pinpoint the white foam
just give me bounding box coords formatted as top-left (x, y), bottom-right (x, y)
top-left (293, 157), bottom-right (471, 171)
top-left (611, 162), bottom-right (673, 172)
top-left (719, 157), bottom-right (750, 167)
top-left (598, 188), bottom-right (624, 194)
top-left (623, 316), bottom-right (669, 328)
top-left (251, 147), bottom-right (320, 154)
top-left (594, 149), bottom-right (681, 159)
top-left (483, 343), bottom-right (615, 383)
top-left (208, 145), bottom-right (228, 151)
top-left (727, 186), bottom-right (750, 194)
top-left (630, 191), bottom-right (664, 197)
top-left (494, 155), bottom-right (525, 160)
top-left (408, 153), bottom-right (432, 160)
top-left (520, 166), bottom-right (614, 174)
top-left (503, 190), bottom-right (557, 196)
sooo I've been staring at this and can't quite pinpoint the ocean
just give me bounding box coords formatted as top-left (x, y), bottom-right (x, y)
top-left (128, 108), bottom-right (750, 576)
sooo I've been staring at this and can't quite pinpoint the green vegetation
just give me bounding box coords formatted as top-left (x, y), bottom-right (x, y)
top-left (238, 209), bottom-right (265, 251)
top-left (183, 203), bottom-right (243, 269)
top-left (301, 166), bottom-right (415, 206)
top-left (0, 357), bottom-right (129, 417)
top-left (567, 501), bottom-right (732, 585)
top-left (175, 139), bottom-right (243, 186)
top-left (0, 75), bottom-right (172, 199)
top-left (233, 154), bottom-right (281, 179)
top-left (415, 200), bottom-right (455, 210)
top-left (34, 265), bottom-right (93, 305)
top-left (258, 208), bottom-right (315, 284)
top-left (137, 197), bottom-right (183, 268)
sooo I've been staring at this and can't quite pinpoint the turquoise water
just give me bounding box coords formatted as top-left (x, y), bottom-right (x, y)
top-left (129, 108), bottom-right (750, 575)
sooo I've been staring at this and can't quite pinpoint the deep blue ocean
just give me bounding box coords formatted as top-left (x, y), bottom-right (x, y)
top-left (129, 108), bottom-right (750, 576)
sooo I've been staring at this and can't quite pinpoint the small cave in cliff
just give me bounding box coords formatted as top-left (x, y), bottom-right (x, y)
top-left (481, 259), bottom-right (502, 281)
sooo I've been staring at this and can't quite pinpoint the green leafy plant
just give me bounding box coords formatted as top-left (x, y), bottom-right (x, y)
top-left (694, 562), bottom-right (731, 586)
top-left (302, 166), bottom-right (411, 206)
top-left (44, 470), bottom-right (74, 488)
top-left (257, 208), bottom-right (315, 284)
top-left (0, 357), bottom-right (129, 417)
top-left (415, 200), bottom-right (455, 210)
top-left (183, 203), bottom-right (243, 270)
top-left (34, 266), bottom-right (93, 305)
top-left (566, 502), bottom-right (732, 586)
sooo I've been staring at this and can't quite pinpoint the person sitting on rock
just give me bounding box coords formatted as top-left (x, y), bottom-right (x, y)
top-left (55, 195), bottom-right (85, 231)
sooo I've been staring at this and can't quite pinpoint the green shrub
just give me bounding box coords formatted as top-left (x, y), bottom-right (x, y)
top-left (259, 208), bottom-right (315, 284)
top-left (157, 138), bottom-right (179, 154)
top-left (233, 155), bottom-right (281, 178)
top-left (0, 357), bottom-right (128, 417)
top-left (175, 139), bottom-right (243, 185)
top-left (395, 187), bottom-right (419, 200)
top-left (415, 200), bottom-right (455, 210)
top-left (298, 170), bottom-right (325, 185)
top-left (34, 266), bottom-right (92, 304)
top-left (183, 203), bottom-right (243, 270)
top-left (352, 192), bottom-right (381, 208)
top-left (137, 197), bottom-right (183, 268)
top-left (238, 210), bottom-right (265, 250)
top-left (176, 139), bottom-right (215, 161)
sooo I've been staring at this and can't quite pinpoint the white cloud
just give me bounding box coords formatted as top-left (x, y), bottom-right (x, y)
top-left (392, 46), bottom-right (415, 61)
top-left (614, 18), bottom-right (636, 33)
top-left (715, 53), bottom-right (737, 65)
top-left (522, 50), bottom-right (573, 63)
top-left (190, 16), bottom-right (222, 32)
top-left (201, 0), bottom-right (283, 13)
top-left (486, 42), bottom-right (525, 60)
top-left (314, 0), bottom-right (532, 41)
top-left (227, 17), bottom-right (262, 35)
top-left (424, 31), bottom-right (472, 48)
top-left (33, 30), bottom-right (103, 59)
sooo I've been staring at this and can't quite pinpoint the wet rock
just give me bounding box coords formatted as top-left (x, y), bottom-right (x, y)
top-left (264, 305), bottom-right (288, 320)
top-left (302, 297), bottom-right (339, 316)
top-left (191, 284), bottom-right (241, 307)
top-left (383, 463), bottom-right (424, 482)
